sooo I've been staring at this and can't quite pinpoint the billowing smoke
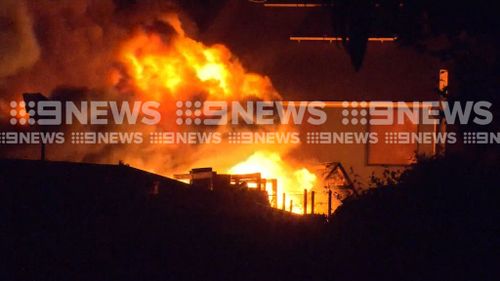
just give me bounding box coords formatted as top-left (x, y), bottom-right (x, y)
top-left (0, 0), bottom-right (193, 97)
top-left (0, 0), bottom-right (183, 164)
top-left (0, 1), bottom-right (318, 211)
top-left (0, 0), bottom-right (40, 79)
top-left (0, 0), bottom-right (284, 169)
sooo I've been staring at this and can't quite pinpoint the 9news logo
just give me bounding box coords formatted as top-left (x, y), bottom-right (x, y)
top-left (340, 100), bottom-right (493, 126)
top-left (175, 100), bottom-right (327, 126)
top-left (9, 101), bottom-right (36, 125)
top-left (7, 100), bottom-right (161, 126)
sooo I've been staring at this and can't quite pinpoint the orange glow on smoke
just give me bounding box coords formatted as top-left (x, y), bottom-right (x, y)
top-left (118, 14), bottom-right (278, 100)
top-left (229, 151), bottom-right (317, 214)
top-left (116, 15), bottom-right (317, 214)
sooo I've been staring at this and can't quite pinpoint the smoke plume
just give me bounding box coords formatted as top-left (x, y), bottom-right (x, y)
top-left (0, 0), bottom-right (40, 79)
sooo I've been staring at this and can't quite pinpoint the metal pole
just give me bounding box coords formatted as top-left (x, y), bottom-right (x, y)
top-left (311, 191), bottom-right (315, 214)
top-left (272, 179), bottom-right (278, 208)
top-left (282, 193), bottom-right (286, 211)
top-left (290, 36), bottom-right (397, 43)
top-left (328, 190), bottom-right (332, 217)
top-left (264, 3), bottom-right (325, 8)
top-left (303, 189), bottom-right (308, 215)
top-left (289, 200), bottom-right (293, 213)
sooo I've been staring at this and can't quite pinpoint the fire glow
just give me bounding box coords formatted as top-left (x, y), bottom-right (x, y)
top-left (118, 15), bottom-right (279, 100)
top-left (229, 151), bottom-right (317, 214)
top-left (114, 14), bottom-right (318, 214)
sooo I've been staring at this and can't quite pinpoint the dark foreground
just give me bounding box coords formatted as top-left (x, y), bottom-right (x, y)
top-left (0, 155), bottom-right (497, 281)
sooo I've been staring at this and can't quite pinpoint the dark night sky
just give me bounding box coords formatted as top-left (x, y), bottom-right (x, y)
top-left (185, 0), bottom-right (443, 101)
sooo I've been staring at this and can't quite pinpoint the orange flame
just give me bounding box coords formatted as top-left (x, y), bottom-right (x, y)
top-left (116, 14), bottom-right (317, 214)
top-left (118, 14), bottom-right (279, 100)
top-left (229, 151), bottom-right (317, 214)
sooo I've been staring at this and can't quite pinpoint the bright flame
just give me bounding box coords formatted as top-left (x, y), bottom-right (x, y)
top-left (229, 151), bottom-right (317, 214)
top-left (117, 14), bottom-right (278, 100)
top-left (115, 15), bottom-right (316, 214)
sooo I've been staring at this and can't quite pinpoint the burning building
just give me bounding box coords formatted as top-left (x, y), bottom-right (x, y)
top-left (0, 1), bottom-right (445, 216)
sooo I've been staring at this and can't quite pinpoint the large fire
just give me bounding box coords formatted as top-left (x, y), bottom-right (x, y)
top-left (116, 14), bottom-right (318, 214)
top-left (229, 151), bottom-right (317, 213)
top-left (118, 15), bottom-right (278, 100)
